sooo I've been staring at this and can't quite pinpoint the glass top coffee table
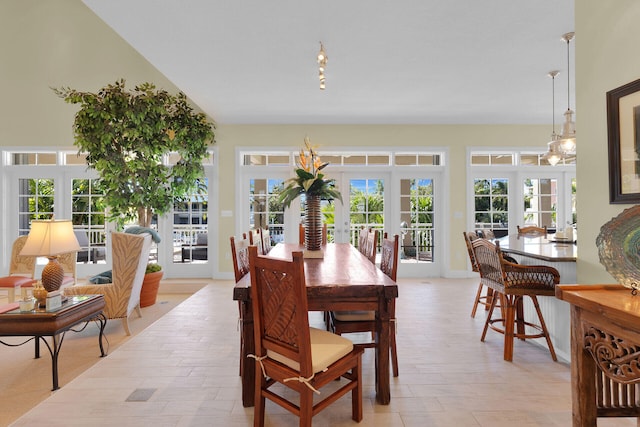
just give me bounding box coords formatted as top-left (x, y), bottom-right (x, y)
top-left (0, 294), bottom-right (106, 390)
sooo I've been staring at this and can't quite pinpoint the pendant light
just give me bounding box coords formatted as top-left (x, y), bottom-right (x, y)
top-left (317, 42), bottom-right (327, 90)
top-left (544, 71), bottom-right (563, 166)
top-left (559, 32), bottom-right (576, 155)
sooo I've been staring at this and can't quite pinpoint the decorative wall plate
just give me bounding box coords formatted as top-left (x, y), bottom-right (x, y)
top-left (597, 205), bottom-right (640, 289)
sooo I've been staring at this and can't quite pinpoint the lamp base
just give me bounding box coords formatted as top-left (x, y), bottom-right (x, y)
top-left (41, 257), bottom-right (64, 292)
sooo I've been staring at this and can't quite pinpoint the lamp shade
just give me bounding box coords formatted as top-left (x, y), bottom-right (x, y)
top-left (20, 219), bottom-right (81, 257)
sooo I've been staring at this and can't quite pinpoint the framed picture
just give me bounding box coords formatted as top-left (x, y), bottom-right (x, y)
top-left (607, 78), bottom-right (640, 203)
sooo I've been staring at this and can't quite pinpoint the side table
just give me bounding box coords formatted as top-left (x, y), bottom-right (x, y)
top-left (0, 294), bottom-right (107, 390)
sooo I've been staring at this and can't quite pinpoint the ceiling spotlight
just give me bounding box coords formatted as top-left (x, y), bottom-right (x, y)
top-left (317, 42), bottom-right (327, 90)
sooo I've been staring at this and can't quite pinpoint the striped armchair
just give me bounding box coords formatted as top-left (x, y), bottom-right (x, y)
top-left (64, 232), bottom-right (151, 335)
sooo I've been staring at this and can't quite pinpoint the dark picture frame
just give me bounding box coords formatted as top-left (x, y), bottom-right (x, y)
top-left (607, 78), bottom-right (640, 203)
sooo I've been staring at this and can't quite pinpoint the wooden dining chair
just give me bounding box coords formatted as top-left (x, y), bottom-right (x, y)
top-left (230, 233), bottom-right (250, 283)
top-left (248, 228), bottom-right (264, 255)
top-left (364, 228), bottom-right (379, 264)
top-left (230, 233), bottom-right (250, 376)
top-left (299, 223), bottom-right (328, 245)
top-left (357, 226), bottom-right (368, 255)
top-left (471, 237), bottom-right (559, 361)
top-left (517, 225), bottom-right (547, 237)
top-left (247, 245), bottom-right (364, 425)
top-left (259, 228), bottom-right (272, 254)
top-left (330, 233), bottom-right (400, 377)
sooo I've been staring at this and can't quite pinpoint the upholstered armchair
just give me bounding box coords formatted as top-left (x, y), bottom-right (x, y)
top-left (0, 235), bottom-right (37, 302)
top-left (64, 232), bottom-right (152, 335)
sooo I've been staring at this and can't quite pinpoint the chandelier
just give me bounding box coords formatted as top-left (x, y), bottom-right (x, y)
top-left (543, 32), bottom-right (575, 165)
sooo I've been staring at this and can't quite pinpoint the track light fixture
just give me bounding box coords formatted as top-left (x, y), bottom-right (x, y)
top-left (317, 42), bottom-right (327, 90)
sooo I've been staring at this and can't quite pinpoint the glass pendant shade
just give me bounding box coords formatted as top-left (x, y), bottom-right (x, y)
top-left (544, 137), bottom-right (563, 166)
top-left (559, 32), bottom-right (576, 156)
top-left (559, 108), bottom-right (576, 154)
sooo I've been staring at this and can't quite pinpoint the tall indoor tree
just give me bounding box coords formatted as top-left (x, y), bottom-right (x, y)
top-left (55, 79), bottom-right (216, 227)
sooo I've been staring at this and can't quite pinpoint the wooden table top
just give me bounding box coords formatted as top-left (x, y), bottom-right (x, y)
top-left (497, 234), bottom-right (577, 262)
top-left (555, 284), bottom-right (640, 324)
top-left (0, 294), bottom-right (105, 336)
top-left (234, 243), bottom-right (398, 301)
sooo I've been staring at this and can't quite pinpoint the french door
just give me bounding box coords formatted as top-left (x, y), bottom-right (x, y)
top-left (331, 174), bottom-right (388, 245)
top-left (331, 171), bottom-right (442, 277)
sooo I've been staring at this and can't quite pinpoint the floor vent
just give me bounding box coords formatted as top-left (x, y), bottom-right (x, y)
top-left (126, 388), bottom-right (157, 402)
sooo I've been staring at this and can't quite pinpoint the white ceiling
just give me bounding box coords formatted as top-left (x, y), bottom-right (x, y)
top-left (83, 0), bottom-right (575, 125)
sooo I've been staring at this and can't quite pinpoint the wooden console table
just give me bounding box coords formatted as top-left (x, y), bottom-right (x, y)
top-left (0, 294), bottom-right (106, 390)
top-left (556, 284), bottom-right (640, 426)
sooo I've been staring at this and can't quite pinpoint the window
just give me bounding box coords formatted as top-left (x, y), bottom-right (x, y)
top-left (349, 179), bottom-right (384, 246)
top-left (523, 178), bottom-right (557, 228)
top-left (174, 178), bottom-right (208, 264)
top-left (474, 178), bottom-right (509, 236)
top-left (71, 179), bottom-right (106, 263)
top-left (250, 178), bottom-right (285, 245)
top-left (400, 178), bottom-right (434, 262)
top-left (18, 178), bottom-right (54, 235)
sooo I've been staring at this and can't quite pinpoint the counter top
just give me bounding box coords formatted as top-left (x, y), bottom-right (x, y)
top-left (497, 234), bottom-right (577, 262)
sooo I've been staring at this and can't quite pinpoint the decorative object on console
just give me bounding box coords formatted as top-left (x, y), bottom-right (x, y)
top-left (279, 136), bottom-right (342, 257)
top-left (596, 205), bottom-right (640, 291)
top-left (20, 219), bottom-right (80, 292)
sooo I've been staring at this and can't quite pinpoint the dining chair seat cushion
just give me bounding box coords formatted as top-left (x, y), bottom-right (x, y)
top-left (333, 310), bottom-right (376, 321)
top-left (0, 276), bottom-right (37, 288)
top-left (267, 327), bottom-right (353, 373)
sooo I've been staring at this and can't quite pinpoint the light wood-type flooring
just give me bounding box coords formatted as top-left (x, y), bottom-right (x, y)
top-left (5, 278), bottom-right (637, 426)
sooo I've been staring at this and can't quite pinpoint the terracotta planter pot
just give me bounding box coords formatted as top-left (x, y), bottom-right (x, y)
top-left (140, 271), bottom-right (163, 307)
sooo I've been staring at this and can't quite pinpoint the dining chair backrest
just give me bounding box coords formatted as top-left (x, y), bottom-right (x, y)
top-left (517, 225), bottom-right (547, 237)
top-left (462, 231), bottom-right (480, 273)
top-left (248, 228), bottom-right (264, 255)
top-left (248, 245), bottom-right (312, 376)
top-left (260, 228), bottom-right (272, 254)
top-left (380, 233), bottom-right (399, 281)
top-left (357, 227), bottom-right (368, 254)
top-left (230, 233), bottom-right (250, 283)
top-left (299, 223), bottom-right (328, 245)
top-left (364, 229), bottom-right (379, 264)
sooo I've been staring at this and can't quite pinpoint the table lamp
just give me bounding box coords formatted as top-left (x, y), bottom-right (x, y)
top-left (20, 219), bottom-right (81, 292)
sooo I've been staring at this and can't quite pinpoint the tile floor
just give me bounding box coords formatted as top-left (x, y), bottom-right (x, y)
top-left (10, 278), bottom-right (638, 426)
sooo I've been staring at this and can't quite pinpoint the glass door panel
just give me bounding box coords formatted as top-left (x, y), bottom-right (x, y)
top-left (399, 178), bottom-right (434, 263)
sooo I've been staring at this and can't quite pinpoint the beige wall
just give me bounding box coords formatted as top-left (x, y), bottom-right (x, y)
top-left (575, 1), bottom-right (640, 283)
top-left (5, 0), bottom-right (589, 278)
top-left (0, 0), bottom-right (180, 148)
top-left (216, 124), bottom-right (549, 276)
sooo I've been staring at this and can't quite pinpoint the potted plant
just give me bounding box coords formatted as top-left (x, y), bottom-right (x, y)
top-left (54, 79), bottom-right (216, 228)
top-left (55, 79), bottom-right (215, 304)
top-left (140, 263), bottom-right (163, 307)
top-left (279, 137), bottom-right (342, 256)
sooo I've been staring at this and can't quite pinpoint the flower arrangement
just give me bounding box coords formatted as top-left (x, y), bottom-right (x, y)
top-left (279, 137), bottom-right (342, 208)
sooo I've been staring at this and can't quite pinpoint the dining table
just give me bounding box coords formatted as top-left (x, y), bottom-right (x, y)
top-left (233, 242), bottom-right (399, 407)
